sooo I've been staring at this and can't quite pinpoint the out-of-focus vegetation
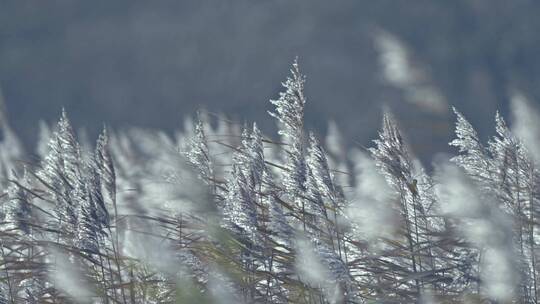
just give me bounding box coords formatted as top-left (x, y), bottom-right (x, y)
top-left (3, 0), bottom-right (540, 161)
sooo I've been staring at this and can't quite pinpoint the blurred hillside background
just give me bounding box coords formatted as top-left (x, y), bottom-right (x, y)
top-left (2, 0), bottom-right (540, 163)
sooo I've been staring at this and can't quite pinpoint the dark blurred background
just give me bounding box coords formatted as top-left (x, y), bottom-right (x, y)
top-left (2, 0), bottom-right (540, 162)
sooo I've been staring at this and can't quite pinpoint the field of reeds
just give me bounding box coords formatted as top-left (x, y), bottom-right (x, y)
top-left (1, 60), bottom-right (540, 303)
